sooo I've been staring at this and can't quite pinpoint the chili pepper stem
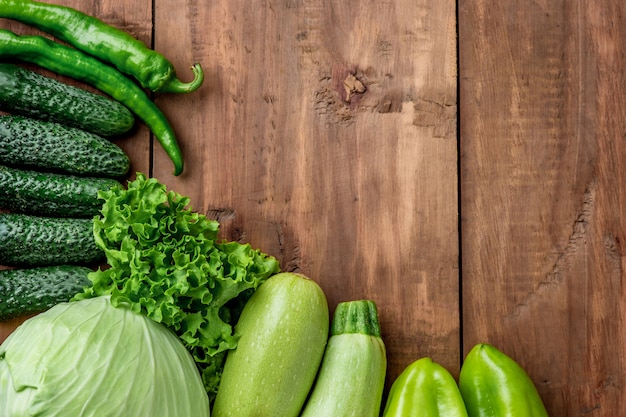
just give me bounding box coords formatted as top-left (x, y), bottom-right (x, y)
top-left (157, 64), bottom-right (205, 94)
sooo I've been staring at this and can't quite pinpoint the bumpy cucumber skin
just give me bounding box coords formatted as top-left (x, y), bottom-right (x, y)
top-left (0, 213), bottom-right (103, 266)
top-left (212, 272), bottom-right (329, 417)
top-left (0, 165), bottom-right (121, 217)
top-left (0, 265), bottom-right (91, 320)
top-left (0, 115), bottom-right (130, 177)
top-left (0, 63), bottom-right (134, 137)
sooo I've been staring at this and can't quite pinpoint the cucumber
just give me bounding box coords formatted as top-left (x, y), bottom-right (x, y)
top-left (0, 265), bottom-right (91, 320)
top-left (300, 299), bottom-right (387, 417)
top-left (0, 115), bottom-right (130, 177)
top-left (0, 62), bottom-right (134, 136)
top-left (212, 272), bottom-right (329, 417)
top-left (0, 213), bottom-right (103, 266)
top-left (0, 164), bottom-right (121, 217)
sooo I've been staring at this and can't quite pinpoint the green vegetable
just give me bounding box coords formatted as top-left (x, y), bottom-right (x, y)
top-left (0, 115), bottom-right (130, 177)
top-left (459, 343), bottom-right (549, 417)
top-left (300, 299), bottom-right (387, 417)
top-left (0, 164), bottom-right (121, 217)
top-left (212, 272), bottom-right (329, 417)
top-left (0, 296), bottom-right (210, 416)
top-left (0, 265), bottom-right (91, 320)
top-left (0, 28), bottom-right (185, 175)
top-left (0, 62), bottom-right (134, 136)
top-left (382, 357), bottom-right (468, 417)
top-left (0, 0), bottom-right (203, 93)
top-left (0, 213), bottom-right (103, 266)
top-left (74, 173), bottom-right (280, 400)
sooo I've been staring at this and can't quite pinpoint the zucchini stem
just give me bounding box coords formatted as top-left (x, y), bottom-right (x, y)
top-left (331, 299), bottom-right (381, 337)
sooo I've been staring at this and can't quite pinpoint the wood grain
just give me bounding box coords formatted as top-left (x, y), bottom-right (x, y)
top-left (0, 0), bottom-right (459, 399)
top-left (3, 0), bottom-right (626, 415)
top-left (155, 0), bottom-right (460, 385)
top-left (459, 0), bottom-right (626, 415)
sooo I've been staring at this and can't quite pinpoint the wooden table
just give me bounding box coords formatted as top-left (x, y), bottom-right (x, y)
top-left (1, 1), bottom-right (625, 415)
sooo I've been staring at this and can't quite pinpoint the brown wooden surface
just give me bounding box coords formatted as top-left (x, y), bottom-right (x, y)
top-left (1, 0), bottom-right (625, 415)
top-left (459, 0), bottom-right (626, 415)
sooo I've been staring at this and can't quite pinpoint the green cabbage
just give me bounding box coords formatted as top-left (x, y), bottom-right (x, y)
top-left (75, 173), bottom-right (280, 400)
top-left (0, 296), bottom-right (210, 417)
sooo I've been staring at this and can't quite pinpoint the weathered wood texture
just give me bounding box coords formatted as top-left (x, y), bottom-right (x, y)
top-left (5, 0), bottom-right (625, 415)
top-left (154, 0), bottom-right (459, 385)
top-left (0, 0), bottom-right (459, 400)
top-left (459, 0), bottom-right (626, 415)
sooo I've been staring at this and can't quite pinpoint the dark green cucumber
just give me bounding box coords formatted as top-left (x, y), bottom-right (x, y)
top-left (0, 164), bottom-right (121, 217)
top-left (0, 62), bottom-right (134, 136)
top-left (0, 213), bottom-right (103, 266)
top-left (0, 265), bottom-right (92, 320)
top-left (0, 115), bottom-right (130, 177)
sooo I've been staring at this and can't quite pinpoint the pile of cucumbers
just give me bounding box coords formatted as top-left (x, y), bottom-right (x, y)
top-left (0, 0), bottom-right (205, 321)
top-left (0, 62), bottom-right (133, 320)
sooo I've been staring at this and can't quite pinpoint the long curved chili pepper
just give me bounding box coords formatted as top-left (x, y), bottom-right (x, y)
top-left (0, 29), bottom-right (185, 176)
top-left (0, 0), bottom-right (204, 94)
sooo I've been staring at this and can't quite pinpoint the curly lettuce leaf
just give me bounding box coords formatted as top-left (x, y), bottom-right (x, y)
top-left (75, 173), bottom-right (280, 400)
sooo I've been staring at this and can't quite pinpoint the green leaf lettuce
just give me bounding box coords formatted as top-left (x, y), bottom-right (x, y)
top-left (75, 173), bottom-right (280, 400)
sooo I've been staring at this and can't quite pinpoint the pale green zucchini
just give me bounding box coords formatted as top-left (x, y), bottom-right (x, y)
top-left (300, 299), bottom-right (387, 417)
top-left (211, 272), bottom-right (329, 417)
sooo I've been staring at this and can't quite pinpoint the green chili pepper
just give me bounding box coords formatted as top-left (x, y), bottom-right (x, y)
top-left (459, 343), bottom-right (550, 417)
top-left (0, 28), bottom-right (184, 176)
top-left (0, 0), bottom-right (203, 94)
top-left (382, 357), bottom-right (469, 417)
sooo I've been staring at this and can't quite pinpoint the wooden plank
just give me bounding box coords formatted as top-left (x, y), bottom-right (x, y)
top-left (459, 0), bottom-right (626, 415)
top-left (154, 0), bottom-right (459, 387)
top-left (0, 0), bottom-right (459, 403)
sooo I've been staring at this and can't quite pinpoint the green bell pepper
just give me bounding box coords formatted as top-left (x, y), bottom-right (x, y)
top-left (382, 357), bottom-right (469, 417)
top-left (459, 343), bottom-right (549, 417)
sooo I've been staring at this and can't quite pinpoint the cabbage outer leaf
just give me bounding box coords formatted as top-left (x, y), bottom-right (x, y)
top-left (0, 296), bottom-right (210, 417)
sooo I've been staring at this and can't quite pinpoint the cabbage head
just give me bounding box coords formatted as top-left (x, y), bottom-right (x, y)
top-left (0, 296), bottom-right (210, 417)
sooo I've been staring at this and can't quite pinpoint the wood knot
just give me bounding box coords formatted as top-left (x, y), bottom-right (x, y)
top-left (342, 73), bottom-right (366, 103)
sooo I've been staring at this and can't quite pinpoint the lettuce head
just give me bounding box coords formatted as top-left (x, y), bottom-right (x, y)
top-left (74, 173), bottom-right (280, 400)
top-left (0, 296), bottom-right (210, 417)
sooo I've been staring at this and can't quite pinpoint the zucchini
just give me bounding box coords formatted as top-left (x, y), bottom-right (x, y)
top-left (0, 62), bottom-right (134, 136)
top-left (0, 115), bottom-right (130, 177)
top-left (300, 299), bottom-right (387, 417)
top-left (0, 265), bottom-right (92, 320)
top-left (0, 213), bottom-right (103, 266)
top-left (0, 164), bottom-right (121, 217)
top-left (212, 272), bottom-right (329, 417)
